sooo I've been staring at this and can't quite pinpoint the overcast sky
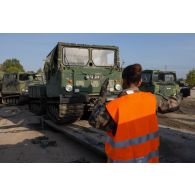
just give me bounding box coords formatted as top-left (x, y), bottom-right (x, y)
top-left (0, 33), bottom-right (195, 78)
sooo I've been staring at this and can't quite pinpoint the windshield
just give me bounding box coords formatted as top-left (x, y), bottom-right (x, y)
top-left (141, 73), bottom-right (152, 83)
top-left (158, 73), bottom-right (176, 82)
top-left (34, 75), bottom-right (44, 82)
top-left (164, 74), bottom-right (176, 82)
top-left (152, 73), bottom-right (159, 82)
top-left (63, 47), bottom-right (89, 66)
top-left (19, 74), bottom-right (33, 81)
top-left (19, 74), bottom-right (43, 81)
top-left (92, 49), bottom-right (115, 66)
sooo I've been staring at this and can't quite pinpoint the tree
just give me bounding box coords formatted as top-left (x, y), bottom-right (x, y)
top-left (0, 64), bottom-right (3, 71)
top-left (186, 69), bottom-right (195, 88)
top-left (1, 58), bottom-right (25, 73)
top-left (36, 68), bottom-right (43, 74)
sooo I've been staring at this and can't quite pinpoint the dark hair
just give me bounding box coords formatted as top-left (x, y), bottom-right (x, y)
top-left (122, 64), bottom-right (142, 85)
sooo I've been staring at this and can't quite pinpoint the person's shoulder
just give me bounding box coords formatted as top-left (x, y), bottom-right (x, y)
top-left (138, 91), bottom-right (156, 102)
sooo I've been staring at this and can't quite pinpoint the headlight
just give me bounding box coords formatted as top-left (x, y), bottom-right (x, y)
top-left (25, 89), bottom-right (28, 93)
top-left (115, 84), bottom-right (122, 91)
top-left (22, 89), bottom-right (25, 92)
top-left (65, 84), bottom-right (73, 92)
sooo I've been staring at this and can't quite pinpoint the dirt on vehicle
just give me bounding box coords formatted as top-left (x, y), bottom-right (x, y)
top-left (158, 89), bottom-right (195, 132)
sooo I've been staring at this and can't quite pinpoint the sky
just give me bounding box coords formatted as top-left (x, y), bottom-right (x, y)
top-left (0, 33), bottom-right (195, 78)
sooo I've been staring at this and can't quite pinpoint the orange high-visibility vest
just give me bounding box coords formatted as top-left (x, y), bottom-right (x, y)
top-left (105, 91), bottom-right (159, 163)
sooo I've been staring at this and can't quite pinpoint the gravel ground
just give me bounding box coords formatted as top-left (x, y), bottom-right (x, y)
top-left (158, 89), bottom-right (195, 132)
top-left (0, 106), bottom-right (105, 163)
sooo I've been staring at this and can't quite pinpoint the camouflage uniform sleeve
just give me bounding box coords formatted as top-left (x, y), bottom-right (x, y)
top-left (89, 89), bottom-right (132, 133)
top-left (88, 100), bottom-right (117, 132)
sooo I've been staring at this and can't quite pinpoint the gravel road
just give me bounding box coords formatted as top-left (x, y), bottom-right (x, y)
top-left (158, 89), bottom-right (195, 132)
top-left (0, 106), bottom-right (105, 163)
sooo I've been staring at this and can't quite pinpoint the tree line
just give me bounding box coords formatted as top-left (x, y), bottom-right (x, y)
top-left (186, 69), bottom-right (195, 88)
top-left (0, 58), bottom-right (43, 74)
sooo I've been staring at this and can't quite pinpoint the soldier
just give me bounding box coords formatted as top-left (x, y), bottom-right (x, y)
top-left (89, 64), bottom-right (160, 163)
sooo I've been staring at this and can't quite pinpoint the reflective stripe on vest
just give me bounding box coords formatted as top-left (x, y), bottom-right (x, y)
top-left (112, 150), bottom-right (159, 163)
top-left (106, 130), bottom-right (159, 148)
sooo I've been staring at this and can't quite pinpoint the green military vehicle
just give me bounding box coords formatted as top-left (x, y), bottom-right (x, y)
top-left (0, 71), bottom-right (4, 101)
top-left (1, 72), bottom-right (44, 105)
top-left (29, 42), bottom-right (122, 123)
top-left (140, 70), bottom-right (182, 113)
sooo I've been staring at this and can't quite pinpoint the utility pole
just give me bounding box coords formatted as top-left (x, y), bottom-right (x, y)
top-left (121, 60), bottom-right (125, 69)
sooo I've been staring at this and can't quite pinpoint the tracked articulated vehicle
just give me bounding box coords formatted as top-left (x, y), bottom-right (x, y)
top-left (29, 42), bottom-right (122, 123)
top-left (0, 71), bottom-right (4, 101)
top-left (140, 70), bottom-right (182, 113)
top-left (1, 72), bottom-right (44, 105)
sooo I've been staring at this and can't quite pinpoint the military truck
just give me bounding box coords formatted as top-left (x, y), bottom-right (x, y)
top-left (1, 72), bottom-right (44, 105)
top-left (140, 70), bottom-right (182, 113)
top-left (29, 42), bottom-right (122, 123)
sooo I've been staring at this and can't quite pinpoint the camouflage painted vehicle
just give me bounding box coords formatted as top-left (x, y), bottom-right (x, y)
top-left (0, 71), bottom-right (4, 101)
top-left (177, 79), bottom-right (191, 97)
top-left (28, 83), bottom-right (46, 114)
top-left (1, 72), bottom-right (44, 105)
top-left (140, 70), bottom-right (182, 113)
top-left (29, 42), bottom-right (122, 123)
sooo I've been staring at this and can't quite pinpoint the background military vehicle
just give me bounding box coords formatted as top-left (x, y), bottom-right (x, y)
top-left (177, 79), bottom-right (191, 97)
top-left (140, 70), bottom-right (182, 112)
top-left (1, 72), bottom-right (44, 105)
top-left (29, 42), bottom-right (122, 123)
top-left (0, 71), bottom-right (4, 101)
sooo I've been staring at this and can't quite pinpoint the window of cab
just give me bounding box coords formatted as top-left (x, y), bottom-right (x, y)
top-left (92, 49), bottom-right (115, 66)
top-left (63, 47), bottom-right (89, 66)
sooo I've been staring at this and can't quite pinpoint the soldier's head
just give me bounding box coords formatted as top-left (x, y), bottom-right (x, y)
top-left (122, 63), bottom-right (142, 89)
